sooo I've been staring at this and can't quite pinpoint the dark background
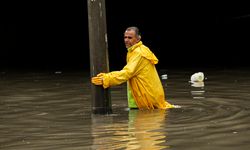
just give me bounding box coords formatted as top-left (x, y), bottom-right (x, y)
top-left (1, 1), bottom-right (250, 71)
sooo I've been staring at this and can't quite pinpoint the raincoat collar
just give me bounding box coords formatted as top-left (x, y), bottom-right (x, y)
top-left (127, 41), bottom-right (142, 51)
top-left (127, 41), bottom-right (158, 64)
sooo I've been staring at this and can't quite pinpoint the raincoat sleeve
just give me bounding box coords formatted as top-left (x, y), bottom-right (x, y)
top-left (102, 51), bottom-right (142, 89)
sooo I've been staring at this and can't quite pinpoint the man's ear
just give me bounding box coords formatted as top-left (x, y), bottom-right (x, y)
top-left (137, 35), bottom-right (141, 42)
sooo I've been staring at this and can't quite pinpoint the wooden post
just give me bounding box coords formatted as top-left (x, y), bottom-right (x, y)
top-left (87, 0), bottom-right (112, 114)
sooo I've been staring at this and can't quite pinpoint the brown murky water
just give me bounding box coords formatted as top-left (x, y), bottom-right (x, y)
top-left (1, 68), bottom-right (250, 150)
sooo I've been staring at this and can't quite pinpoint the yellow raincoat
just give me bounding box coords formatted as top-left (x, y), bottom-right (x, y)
top-left (101, 41), bottom-right (173, 110)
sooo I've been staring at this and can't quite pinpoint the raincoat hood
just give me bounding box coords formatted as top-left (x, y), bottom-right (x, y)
top-left (127, 41), bottom-right (158, 64)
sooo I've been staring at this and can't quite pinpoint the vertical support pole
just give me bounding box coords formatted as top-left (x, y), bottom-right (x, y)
top-left (87, 0), bottom-right (112, 114)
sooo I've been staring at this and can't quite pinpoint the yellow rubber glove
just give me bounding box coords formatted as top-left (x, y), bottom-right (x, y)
top-left (91, 73), bottom-right (106, 85)
top-left (97, 73), bottom-right (105, 77)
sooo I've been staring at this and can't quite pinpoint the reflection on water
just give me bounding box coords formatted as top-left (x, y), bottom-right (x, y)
top-left (127, 110), bottom-right (169, 150)
top-left (190, 81), bottom-right (205, 99)
top-left (91, 109), bottom-right (169, 150)
top-left (1, 68), bottom-right (250, 150)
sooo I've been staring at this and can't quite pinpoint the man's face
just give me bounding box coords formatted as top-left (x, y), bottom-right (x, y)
top-left (124, 30), bottom-right (139, 48)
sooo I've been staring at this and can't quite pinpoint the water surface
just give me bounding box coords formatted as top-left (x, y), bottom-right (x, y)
top-left (1, 68), bottom-right (250, 150)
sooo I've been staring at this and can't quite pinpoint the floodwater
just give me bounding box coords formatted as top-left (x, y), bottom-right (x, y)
top-left (1, 68), bottom-right (250, 150)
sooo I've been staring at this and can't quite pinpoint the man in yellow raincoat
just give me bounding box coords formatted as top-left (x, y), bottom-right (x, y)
top-left (91, 26), bottom-right (174, 110)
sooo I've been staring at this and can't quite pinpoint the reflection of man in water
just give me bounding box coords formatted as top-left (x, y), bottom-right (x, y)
top-left (127, 109), bottom-right (169, 149)
top-left (91, 26), bottom-right (173, 110)
top-left (91, 110), bottom-right (169, 149)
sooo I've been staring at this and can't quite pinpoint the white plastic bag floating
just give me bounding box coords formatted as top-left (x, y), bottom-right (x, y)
top-left (191, 81), bottom-right (204, 87)
top-left (161, 74), bottom-right (168, 80)
top-left (190, 72), bottom-right (204, 82)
